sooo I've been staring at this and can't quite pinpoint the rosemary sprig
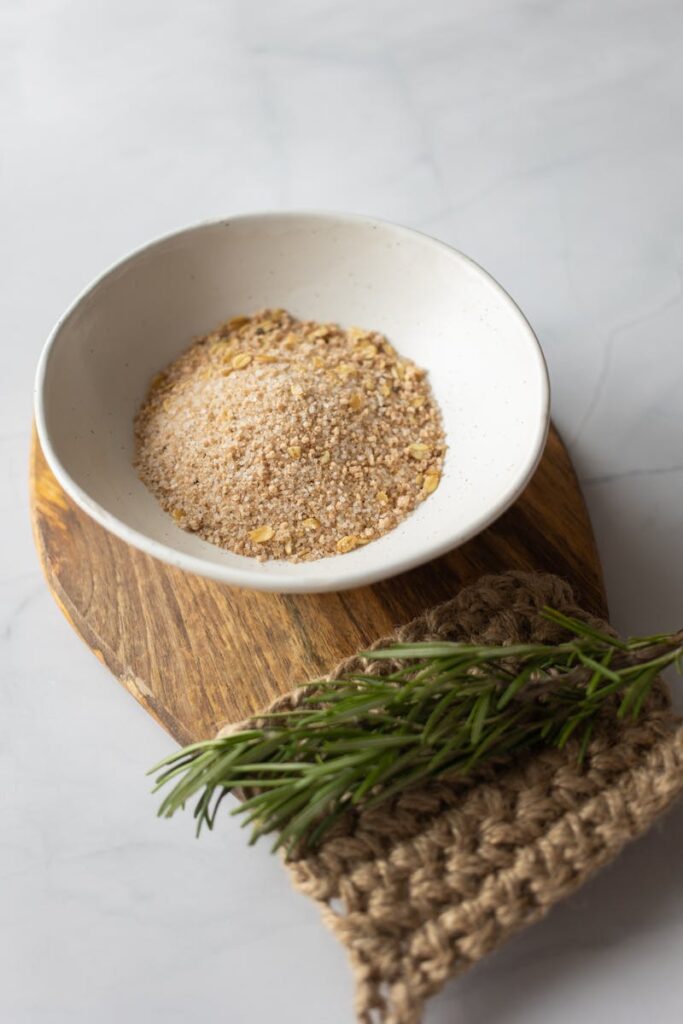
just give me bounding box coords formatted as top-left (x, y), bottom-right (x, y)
top-left (150, 608), bottom-right (683, 855)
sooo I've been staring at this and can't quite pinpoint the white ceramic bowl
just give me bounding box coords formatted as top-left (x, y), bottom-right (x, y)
top-left (34, 212), bottom-right (549, 594)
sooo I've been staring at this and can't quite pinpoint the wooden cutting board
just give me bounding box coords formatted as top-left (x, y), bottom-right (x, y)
top-left (30, 425), bottom-right (606, 746)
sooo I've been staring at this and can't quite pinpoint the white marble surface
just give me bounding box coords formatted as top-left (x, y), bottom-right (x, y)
top-left (2, 1), bottom-right (683, 1021)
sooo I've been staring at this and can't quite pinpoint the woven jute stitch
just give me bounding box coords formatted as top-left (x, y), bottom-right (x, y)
top-left (223, 572), bottom-right (683, 1024)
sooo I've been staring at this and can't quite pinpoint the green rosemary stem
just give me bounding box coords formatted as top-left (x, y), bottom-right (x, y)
top-left (149, 609), bottom-right (683, 855)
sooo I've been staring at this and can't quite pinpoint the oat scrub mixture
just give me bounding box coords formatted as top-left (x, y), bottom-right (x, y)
top-left (134, 310), bottom-right (446, 562)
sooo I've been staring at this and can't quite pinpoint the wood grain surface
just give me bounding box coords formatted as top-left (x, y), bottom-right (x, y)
top-left (30, 425), bottom-right (606, 746)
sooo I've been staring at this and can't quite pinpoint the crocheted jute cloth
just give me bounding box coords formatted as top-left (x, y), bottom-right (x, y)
top-left (226, 572), bottom-right (683, 1024)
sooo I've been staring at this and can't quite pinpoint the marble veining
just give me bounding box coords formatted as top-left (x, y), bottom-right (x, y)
top-left (2, 1), bottom-right (683, 1021)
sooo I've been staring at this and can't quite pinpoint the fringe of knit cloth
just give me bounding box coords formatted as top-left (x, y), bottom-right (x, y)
top-left (230, 572), bottom-right (683, 1024)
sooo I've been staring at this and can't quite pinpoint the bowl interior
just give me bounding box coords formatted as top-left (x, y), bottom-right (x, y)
top-left (36, 213), bottom-right (548, 592)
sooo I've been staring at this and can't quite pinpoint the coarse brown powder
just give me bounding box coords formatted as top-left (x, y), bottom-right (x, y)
top-left (134, 309), bottom-right (446, 562)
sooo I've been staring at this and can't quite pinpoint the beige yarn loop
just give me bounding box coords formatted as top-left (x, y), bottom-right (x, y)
top-left (221, 572), bottom-right (683, 1024)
